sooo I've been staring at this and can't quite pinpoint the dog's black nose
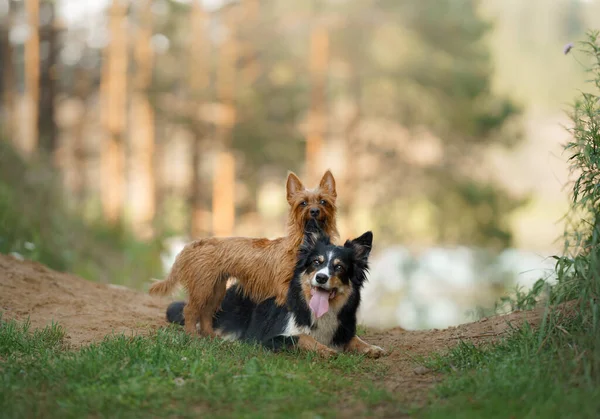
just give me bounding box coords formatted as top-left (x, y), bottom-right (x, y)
top-left (310, 208), bottom-right (320, 218)
top-left (315, 273), bottom-right (328, 284)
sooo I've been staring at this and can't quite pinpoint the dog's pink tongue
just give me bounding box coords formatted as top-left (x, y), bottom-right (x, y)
top-left (309, 288), bottom-right (330, 318)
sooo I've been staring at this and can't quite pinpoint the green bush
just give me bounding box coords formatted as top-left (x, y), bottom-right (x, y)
top-left (553, 31), bottom-right (600, 321)
top-left (418, 31), bottom-right (600, 418)
top-left (0, 140), bottom-right (165, 288)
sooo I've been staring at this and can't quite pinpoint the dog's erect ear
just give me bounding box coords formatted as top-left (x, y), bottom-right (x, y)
top-left (319, 170), bottom-right (337, 198)
top-left (345, 231), bottom-right (373, 261)
top-left (352, 231), bottom-right (373, 249)
top-left (344, 231), bottom-right (372, 287)
top-left (286, 171), bottom-right (305, 204)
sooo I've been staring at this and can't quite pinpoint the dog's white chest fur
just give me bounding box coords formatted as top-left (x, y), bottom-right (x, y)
top-left (283, 310), bottom-right (341, 348)
top-left (310, 310), bottom-right (340, 347)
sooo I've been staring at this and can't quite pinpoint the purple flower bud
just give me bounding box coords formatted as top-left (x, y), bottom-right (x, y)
top-left (564, 42), bottom-right (574, 55)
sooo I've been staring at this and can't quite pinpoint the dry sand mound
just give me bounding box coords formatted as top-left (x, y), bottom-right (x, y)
top-left (0, 253), bottom-right (169, 346)
top-left (0, 253), bottom-right (544, 403)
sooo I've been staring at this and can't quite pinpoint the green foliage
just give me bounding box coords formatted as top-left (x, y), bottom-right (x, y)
top-left (552, 29), bottom-right (600, 324)
top-left (150, 0), bottom-right (307, 200)
top-left (0, 141), bottom-right (165, 288)
top-left (432, 179), bottom-right (529, 250)
top-left (375, 0), bottom-right (521, 143)
top-left (418, 30), bottom-right (600, 418)
top-left (145, 0), bottom-right (528, 247)
top-left (465, 278), bottom-right (548, 322)
top-left (499, 279), bottom-right (548, 312)
top-left (0, 317), bottom-right (398, 419)
top-left (330, 0), bottom-right (526, 248)
top-left (483, 0), bottom-right (596, 109)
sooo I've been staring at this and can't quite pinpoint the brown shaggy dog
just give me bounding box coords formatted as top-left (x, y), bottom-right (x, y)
top-left (149, 170), bottom-right (339, 337)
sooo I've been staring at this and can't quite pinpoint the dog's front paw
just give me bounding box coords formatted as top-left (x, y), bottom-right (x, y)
top-left (345, 336), bottom-right (387, 358)
top-left (362, 344), bottom-right (386, 359)
top-left (297, 334), bottom-right (339, 358)
top-left (317, 345), bottom-right (339, 359)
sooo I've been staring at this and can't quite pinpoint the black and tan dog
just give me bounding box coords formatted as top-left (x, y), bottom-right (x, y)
top-left (166, 220), bottom-right (385, 358)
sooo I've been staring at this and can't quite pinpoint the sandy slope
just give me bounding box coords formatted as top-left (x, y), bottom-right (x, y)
top-left (0, 253), bottom-right (169, 346)
top-left (0, 253), bottom-right (544, 404)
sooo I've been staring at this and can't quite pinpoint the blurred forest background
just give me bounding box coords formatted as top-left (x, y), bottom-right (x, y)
top-left (1, 0), bottom-right (599, 328)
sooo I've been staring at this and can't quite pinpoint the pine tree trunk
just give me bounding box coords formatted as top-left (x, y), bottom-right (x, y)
top-left (0, 7), bottom-right (15, 142)
top-left (241, 0), bottom-right (260, 85)
top-left (100, 0), bottom-right (128, 224)
top-left (188, 0), bottom-right (209, 238)
top-left (306, 24), bottom-right (329, 182)
top-left (38, 0), bottom-right (58, 156)
top-left (212, 7), bottom-right (237, 237)
top-left (343, 68), bottom-right (362, 238)
top-left (23, 0), bottom-right (40, 155)
top-left (72, 66), bottom-right (91, 208)
top-left (190, 128), bottom-right (204, 238)
top-left (130, 0), bottom-right (155, 239)
top-left (212, 150), bottom-right (235, 237)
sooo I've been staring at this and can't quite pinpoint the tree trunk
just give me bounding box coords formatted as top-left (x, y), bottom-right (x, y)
top-left (212, 7), bottom-right (237, 237)
top-left (306, 24), bottom-right (329, 182)
top-left (38, 0), bottom-right (59, 156)
top-left (212, 150), bottom-right (235, 237)
top-left (130, 0), bottom-right (155, 239)
top-left (241, 0), bottom-right (260, 85)
top-left (100, 0), bottom-right (128, 224)
top-left (190, 131), bottom-right (203, 238)
top-left (188, 0), bottom-right (209, 238)
top-left (23, 0), bottom-right (40, 155)
top-left (72, 66), bottom-right (91, 208)
top-left (343, 67), bottom-right (362, 238)
top-left (0, 6), bottom-right (15, 142)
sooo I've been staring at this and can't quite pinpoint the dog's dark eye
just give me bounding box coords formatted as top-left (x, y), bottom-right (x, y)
top-left (334, 265), bottom-right (344, 273)
top-left (301, 201), bottom-right (308, 207)
top-left (319, 200), bottom-right (327, 205)
top-left (313, 259), bottom-right (321, 266)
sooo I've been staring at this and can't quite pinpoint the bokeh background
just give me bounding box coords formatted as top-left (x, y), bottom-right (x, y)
top-left (1, 0), bottom-right (597, 330)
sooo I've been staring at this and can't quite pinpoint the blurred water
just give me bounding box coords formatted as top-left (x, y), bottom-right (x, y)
top-left (359, 246), bottom-right (557, 330)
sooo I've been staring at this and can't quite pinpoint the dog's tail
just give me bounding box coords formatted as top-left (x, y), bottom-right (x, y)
top-left (166, 301), bottom-right (186, 325)
top-left (148, 269), bottom-right (179, 296)
top-left (149, 242), bottom-right (196, 296)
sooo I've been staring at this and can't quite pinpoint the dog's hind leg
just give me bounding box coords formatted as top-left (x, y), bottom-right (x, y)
top-left (197, 278), bottom-right (228, 337)
top-left (183, 301), bottom-right (201, 335)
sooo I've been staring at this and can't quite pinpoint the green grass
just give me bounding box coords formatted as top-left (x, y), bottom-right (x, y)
top-left (416, 318), bottom-right (600, 419)
top-left (0, 317), bottom-right (399, 419)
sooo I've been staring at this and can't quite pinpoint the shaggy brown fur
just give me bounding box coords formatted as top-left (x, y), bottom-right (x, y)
top-left (149, 170), bottom-right (339, 336)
